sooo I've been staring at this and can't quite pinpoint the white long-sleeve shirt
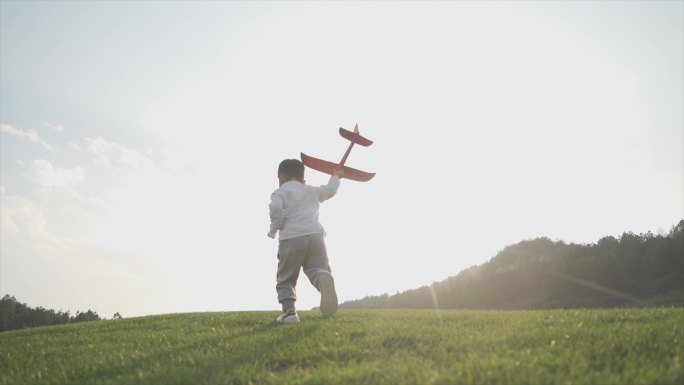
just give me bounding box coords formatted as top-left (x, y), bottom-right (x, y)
top-left (269, 176), bottom-right (340, 240)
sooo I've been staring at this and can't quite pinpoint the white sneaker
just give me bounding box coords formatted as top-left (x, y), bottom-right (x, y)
top-left (276, 309), bottom-right (300, 324)
top-left (318, 274), bottom-right (338, 317)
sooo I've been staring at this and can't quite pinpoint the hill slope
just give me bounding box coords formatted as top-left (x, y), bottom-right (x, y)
top-left (342, 220), bottom-right (684, 310)
top-left (1, 309), bottom-right (682, 385)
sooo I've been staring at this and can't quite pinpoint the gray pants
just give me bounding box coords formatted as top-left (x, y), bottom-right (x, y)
top-left (276, 233), bottom-right (332, 310)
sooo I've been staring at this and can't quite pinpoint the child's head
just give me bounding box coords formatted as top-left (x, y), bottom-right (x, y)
top-left (278, 159), bottom-right (305, 185)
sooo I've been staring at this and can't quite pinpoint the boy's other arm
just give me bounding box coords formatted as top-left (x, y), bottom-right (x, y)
top-left (268, 193), bottom-right (284, 238)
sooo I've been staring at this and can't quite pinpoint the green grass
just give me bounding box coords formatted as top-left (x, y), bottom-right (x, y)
top-left (1, 308), bottom-right (682, 385)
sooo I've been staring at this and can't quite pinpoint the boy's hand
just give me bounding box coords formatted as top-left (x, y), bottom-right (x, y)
top-left (334, 168), bottom-right (344, 178)
top-left (268, 231), bottom-right (276, 239)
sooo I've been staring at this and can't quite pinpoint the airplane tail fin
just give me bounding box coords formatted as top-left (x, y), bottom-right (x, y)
top-left (339, 124), bottom-right (373, 147)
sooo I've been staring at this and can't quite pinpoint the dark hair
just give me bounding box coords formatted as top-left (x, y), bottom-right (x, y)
top-left (278, 159), bottom-right (304, 180)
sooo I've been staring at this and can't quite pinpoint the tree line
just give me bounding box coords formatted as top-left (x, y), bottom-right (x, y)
top-left (0, 295), bottom-right (121, 332)
top-left (342, 220), bottom-right (684, 310)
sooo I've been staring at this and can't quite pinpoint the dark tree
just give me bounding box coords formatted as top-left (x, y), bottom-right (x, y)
top-left (0, 295), bottom-right (102, 332)
top-left (342, 220), bottom-right (684, 310)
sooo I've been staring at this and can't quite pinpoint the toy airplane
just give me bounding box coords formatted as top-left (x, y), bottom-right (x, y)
top-left (301, 124), bottom-right (375, 182)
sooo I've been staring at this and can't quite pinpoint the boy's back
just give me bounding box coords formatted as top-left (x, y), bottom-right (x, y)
top-left (269, 176), bottom-right (339, 240)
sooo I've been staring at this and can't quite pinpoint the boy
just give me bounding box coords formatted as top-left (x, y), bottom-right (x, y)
top-left (268, 158), bottom-right (343, 324)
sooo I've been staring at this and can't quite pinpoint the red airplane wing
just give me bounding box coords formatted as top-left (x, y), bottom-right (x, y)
top-left (301, 152), bottom-right (375, 182)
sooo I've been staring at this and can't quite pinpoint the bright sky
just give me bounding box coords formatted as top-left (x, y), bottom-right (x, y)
top-left (1, 1), bottom-right (682, 318)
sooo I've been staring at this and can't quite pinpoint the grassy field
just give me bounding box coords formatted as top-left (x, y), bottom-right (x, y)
top-left (1, 308), bottom-right (682, 385)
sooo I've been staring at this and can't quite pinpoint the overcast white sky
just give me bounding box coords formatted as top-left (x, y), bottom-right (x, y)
top-left (1, 1), bottom-right (682, 318)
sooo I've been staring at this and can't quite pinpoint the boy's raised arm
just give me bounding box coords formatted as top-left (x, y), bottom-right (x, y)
top-left (317, 170), bottom-right (343, 202)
